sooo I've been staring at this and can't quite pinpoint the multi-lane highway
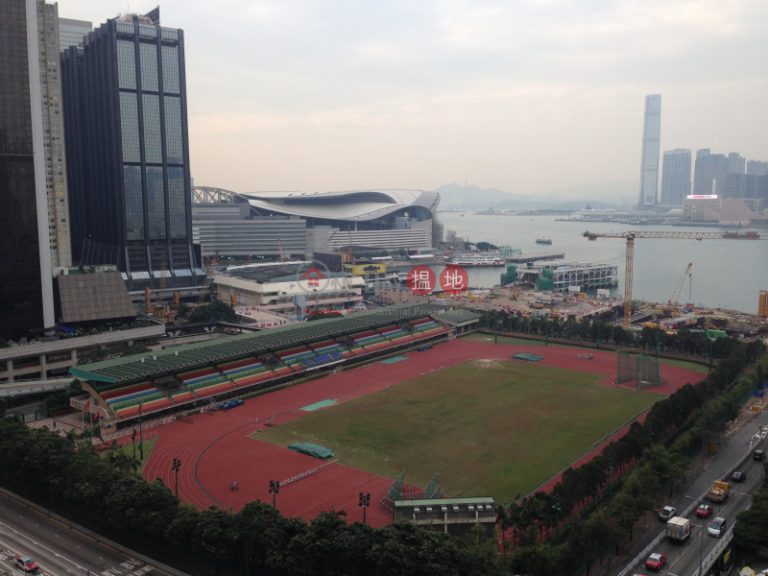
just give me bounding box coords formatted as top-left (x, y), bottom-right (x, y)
top-left (621, 414), bottom-right (768, 576)
top-left (0, 491), bottom-right (184, 576)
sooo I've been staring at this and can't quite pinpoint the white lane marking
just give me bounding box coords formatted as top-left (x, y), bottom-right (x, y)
top-left (0, 519), bottom-right (90, 574)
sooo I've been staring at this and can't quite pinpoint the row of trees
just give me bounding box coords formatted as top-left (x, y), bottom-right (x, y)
top-left (0, 418), bottom-right (504, 576)
top-left (480, 308), bottom-right (740, 358)
top-left (500, 340), bottom-right (767, 573)
top-left (734, 459), bottom-right (768, 557)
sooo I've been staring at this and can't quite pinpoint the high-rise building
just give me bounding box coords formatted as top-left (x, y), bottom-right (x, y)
top-left (694, 150), bottom-right (730, 196)
top-left (0, 0), bottom-right (58, 339)
top-left (37, 0), bottom-right (72, 270)
top-left (62, 9), bottom-right (202, 289)
top-left (728, 152), bottom-right (745, 175)
top-left (58, 17), bottom-right (91, 52)
top-left (747, 159), bottom-right (768, 175)
top-left (638, 94), bottom-right (662, 207)
top-left (660, 149), bottom-right (691, 206)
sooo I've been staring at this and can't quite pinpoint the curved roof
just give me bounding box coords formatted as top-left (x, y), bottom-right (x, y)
top-left (239, 189), bottom-right (439, 222)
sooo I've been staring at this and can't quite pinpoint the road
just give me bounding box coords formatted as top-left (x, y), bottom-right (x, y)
top-left (622, 410), bottom-right (768, 576)
top-left (0, 491), bottom-right (181, 576)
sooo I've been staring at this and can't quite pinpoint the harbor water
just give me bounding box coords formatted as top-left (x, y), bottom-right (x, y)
top-left (437, 212), bottom-right (768, 315)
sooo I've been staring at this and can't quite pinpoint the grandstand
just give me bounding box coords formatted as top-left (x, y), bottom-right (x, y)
top-left (70, 305), bottom-right (453, 427)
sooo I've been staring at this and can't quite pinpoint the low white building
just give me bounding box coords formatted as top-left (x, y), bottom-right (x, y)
top-left (214, 262), bottom-right (365, 319)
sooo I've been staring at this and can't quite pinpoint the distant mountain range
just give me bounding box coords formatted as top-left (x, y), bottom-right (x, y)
top-left (434, 182), bottom-right (638, 210)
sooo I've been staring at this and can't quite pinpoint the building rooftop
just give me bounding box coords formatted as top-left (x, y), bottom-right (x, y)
top-left (225, 263), bottom-right (347, 284)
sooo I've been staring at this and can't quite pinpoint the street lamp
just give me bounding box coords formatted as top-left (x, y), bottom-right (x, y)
top-left (358, 492), bottom-right (371, 525)
top-left (138, 402), bottom-right (144, 461)
top-left (551, 497), bottom-right (562, 535)
top-left (269, 480), bottom-right (280, 508)
top-left (171, 457), bottom-right (181, 498)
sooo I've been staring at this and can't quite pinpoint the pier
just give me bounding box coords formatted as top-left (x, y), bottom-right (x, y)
top-left (505, 252), bottom-right (565, 264)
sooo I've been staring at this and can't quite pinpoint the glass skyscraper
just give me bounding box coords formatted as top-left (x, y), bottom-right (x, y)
top-left (638, 94), bottom-right (662, 207)
top-left (660, 149), bottom-right (691, 206)
top-left (0, 0), bottom-right (56, 339)
top-left (62, 9), bottom-right (201, 289)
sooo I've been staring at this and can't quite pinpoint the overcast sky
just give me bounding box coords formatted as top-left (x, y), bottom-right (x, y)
top-left (57, 0), bottom-right (768, 196)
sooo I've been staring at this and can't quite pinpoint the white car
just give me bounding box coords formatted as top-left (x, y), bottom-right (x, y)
top-left (658, 505), bottom-right (676, 521)
top-left (707, 516), bottom-right (727, 537)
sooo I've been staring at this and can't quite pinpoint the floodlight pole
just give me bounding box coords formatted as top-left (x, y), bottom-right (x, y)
top-left (358, 492), bottom-right (371, 524)
top-left (172, 457), bottom-right (181, 497)
top-left (269, 480), bottom-right (280, 508)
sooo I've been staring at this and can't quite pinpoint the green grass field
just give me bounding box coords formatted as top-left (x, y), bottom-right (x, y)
top-left (256, 360), bottom-right (657, 501)
top-left (461, 333), bottom-right (709, 374)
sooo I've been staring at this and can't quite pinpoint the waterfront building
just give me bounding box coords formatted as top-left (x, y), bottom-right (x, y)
top-left (747, 160), bottom-right (768, 175)
top-left (192, 187), bottom-right (439, 253)
top-left (516, 261), bottom-right (618, 292)
top-left (660, 149), bottom-right (691, 206)
top-left (243, 189), bottom-right (439, 252)
top-left (213, 263), bottom-right (365, 318)
top-left (638, 94), bottom-right (662, 207)
top-left (693, 150), bottom-right (729, 196)
top-left (0, 0), bottom-right (57, 338)
top-left (728, 152), bottom-right (746, 175)
top-left (724, 173), bottom-right (768, 208)
top-left (192, 196), bottom-right (307, 260)
top-left (61, 9), bottom-right (202, 289)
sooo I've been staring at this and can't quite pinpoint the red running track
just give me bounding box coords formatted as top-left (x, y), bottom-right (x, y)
top-left (142, 340), bottom-right (706, 527)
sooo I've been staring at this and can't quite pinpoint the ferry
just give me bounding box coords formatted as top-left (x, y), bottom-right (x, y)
top-left (721, 230), bottom-right (760, 240)
top-left (535, 238), bottom-right (553, 245)
top-left (446, 252), bottom-right (505, 267)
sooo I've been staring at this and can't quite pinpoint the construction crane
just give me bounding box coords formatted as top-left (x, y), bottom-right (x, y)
top-left (584, 230), bottom-right (768, 328)
top-left (669, 262), bottom-right (693, 307)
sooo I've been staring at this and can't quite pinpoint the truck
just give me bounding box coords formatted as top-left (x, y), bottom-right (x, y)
top-left (666, 516), bottom-right (691, 542)
top-left (709, 480), bottom-right (730, 503)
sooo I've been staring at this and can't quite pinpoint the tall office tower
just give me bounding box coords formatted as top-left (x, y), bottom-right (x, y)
top-left (638, 94), bottom-right (662, 207)
top-left (747, 159), bottom-right (768, 175)
top-left (62, 10), bottom-right (202, 289)
top-left (58, 17), bottom-right (91, 51)
top-left (37, 0), bottom-right (72, 270)
top-left (728, 152), bottom-right (745, 175)
top-left (694, 150), bottom-right (729, 196)
top-left (660, 149), bottom-right (691, 206)
top-left (0, 0), bottom-right (56, 339)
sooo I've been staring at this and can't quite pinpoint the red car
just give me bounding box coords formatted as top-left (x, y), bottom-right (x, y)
top-left (695, 504), bottom-right (714, 518)
top-left (14, 555), bottom-right (39, 573)
top-left (644, 552), bottom-right (667, 571)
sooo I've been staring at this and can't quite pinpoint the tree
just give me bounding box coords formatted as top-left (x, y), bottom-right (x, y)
top-left (187, 300), bottom-right (238, 323)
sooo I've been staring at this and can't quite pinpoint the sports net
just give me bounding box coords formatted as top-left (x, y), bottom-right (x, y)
top-left (387, 470), bottom-right (405, 502)
top-left (616, 351), bottom-right (637, 385)
top-left (637, 354), bottom-right (662, 389)
top-left (423, 474), bottom-right (442, 499)
top-left (616, 352), bottom-right (662, 389)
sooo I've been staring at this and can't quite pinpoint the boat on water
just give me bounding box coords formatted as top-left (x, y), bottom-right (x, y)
top-left (535, 238), bottom-right (553, 245)
top-left (721, 230), bottom-right (760, 239)
top-left (446, 252), bottom-right (505, 266)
